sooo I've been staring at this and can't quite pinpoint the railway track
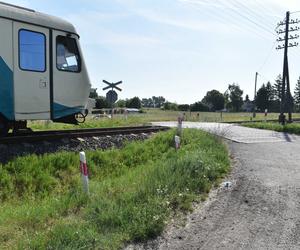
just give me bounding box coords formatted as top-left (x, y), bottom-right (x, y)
top-left (0, 125), bottom-right (170, 144)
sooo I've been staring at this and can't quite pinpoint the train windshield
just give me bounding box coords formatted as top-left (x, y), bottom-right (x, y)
top-left (56, 36), bottom-right (81, 72)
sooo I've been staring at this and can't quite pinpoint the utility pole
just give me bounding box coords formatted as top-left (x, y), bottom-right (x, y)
top-left (276, 11), bottom-right (299, 124)
top-left (253, 72), bottom-right (258, 118)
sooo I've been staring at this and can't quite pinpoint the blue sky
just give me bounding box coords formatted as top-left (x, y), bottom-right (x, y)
top-left (6, 0), bottom-right (300, 103)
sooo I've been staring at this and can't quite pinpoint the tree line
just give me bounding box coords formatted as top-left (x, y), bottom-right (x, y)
top-left (90, 86), bottom-right (245, 112)
top-left (255, 74), bottom-right (300, 112)
top-left (90, 76), bottom-right (300, 112)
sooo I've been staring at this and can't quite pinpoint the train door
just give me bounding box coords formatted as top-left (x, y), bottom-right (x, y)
top-left (52, 30), bottom-right (88, 120)
top-left (13, 22), bottom-right (50, 120)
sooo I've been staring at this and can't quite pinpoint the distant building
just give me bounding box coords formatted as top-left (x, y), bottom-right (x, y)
top-left (125, 108), bottom-right (140, 113)
top-left (85, 98), bottom-right (96, 114)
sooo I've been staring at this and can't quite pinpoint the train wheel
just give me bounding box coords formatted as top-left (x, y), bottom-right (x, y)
top-left (75, 113), bottom-right (86, 123)
top-left (0, 122), bottom-right (9, 137)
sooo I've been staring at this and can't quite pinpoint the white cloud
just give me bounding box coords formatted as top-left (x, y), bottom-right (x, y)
top-left (134, 8), bottom-right (210, 31)
top-left (66, 11), bottom-right (162, 46)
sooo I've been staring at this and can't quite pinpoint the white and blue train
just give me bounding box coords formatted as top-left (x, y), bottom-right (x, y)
top-left (0, 2), bottom-right (91, 135)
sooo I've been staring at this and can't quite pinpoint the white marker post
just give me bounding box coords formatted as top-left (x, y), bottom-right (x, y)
top-left (175, 135), bottom-right (181, 151)
top-left (264, 109), bottom-right (268, 122)
top-left (79, 152), bottom-right (89, 194)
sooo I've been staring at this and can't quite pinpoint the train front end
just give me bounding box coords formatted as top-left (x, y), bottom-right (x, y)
top-left (52, 30), bottom-right (92, 124)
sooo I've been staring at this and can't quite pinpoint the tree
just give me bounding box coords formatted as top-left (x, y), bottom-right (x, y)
top-left (190, 102), bottom-right (209, 112)
top-left (202, 90), bottom-right (225, 111)
top-left (273, 75), bottom-right (282, 102)
top-left (255, 84), bottom-right (269, 111)
top-left (141, 98), bottom-right (152, 108)
top-left (294, 77), bottom-right (300, 111)
top-left (266, 82), bottom-right (274, 101)
top-left (126, 97), bottom-right (142, 109)
top-left (152, 96), bottom-right (166, 108)
top-left (178, 104), bottom-right (190, 111)
top-left (116, 99), bottom-right (126, 108)
top-left (227, 84), bottom-right (243, 112)
top-left (245, 94), bottom-right (250, 102)
top-left (89, 88), bottom-right (98, 99)
top-left (163, 102), bottom-right (178, 111)
top-left (95, 96), bottom-right (110, 109)
top-left (141, 96), bottom-right (166, 108)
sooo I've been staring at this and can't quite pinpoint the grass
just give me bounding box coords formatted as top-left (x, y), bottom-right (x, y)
top-left (0, 129), bottom-right (229, 249)
top-left (242, 122), bottom-right (300, 135)
top-left (27, 109), bottom-right (300, 131)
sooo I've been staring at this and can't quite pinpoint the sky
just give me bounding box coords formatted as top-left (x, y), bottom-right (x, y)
top-left (4, 0), bottom-right (300, 104)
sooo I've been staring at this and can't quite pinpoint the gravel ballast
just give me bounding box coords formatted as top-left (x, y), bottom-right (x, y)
top-left (0, 133), bottom-right (151, 164)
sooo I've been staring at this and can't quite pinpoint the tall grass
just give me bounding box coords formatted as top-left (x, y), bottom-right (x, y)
top-left (0, 129), bottom-right (230, 249)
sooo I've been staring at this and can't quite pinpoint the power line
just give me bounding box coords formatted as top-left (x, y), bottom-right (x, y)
top-left (257, 40), bottom-right (277, 72)
top-left (217, 0), bottom-right (278, 37)
top-left (257, 72), bottom-right (272, 83)
top-left (228, 0), bottom-right (276, 31)
top-left (252, 0), bottom-right (281, 17)
top-left (188, 1), bottom-right (274, 41)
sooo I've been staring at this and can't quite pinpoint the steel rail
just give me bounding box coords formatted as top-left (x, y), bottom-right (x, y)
top-left (0, 126), bottom-right (170, 144)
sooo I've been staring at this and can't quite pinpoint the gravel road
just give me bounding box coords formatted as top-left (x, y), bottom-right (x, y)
top-left (127, 123), bottom-right (300, 250)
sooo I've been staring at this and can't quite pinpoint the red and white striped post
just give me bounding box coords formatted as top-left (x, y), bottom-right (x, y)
top-left (79, 152), bottom-right (89, 194)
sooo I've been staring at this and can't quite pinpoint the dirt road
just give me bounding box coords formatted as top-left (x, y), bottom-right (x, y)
top-left (127, 123), bottom-right (300, 249)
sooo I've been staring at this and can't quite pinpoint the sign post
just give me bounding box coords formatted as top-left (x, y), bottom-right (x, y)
top-left (177, 114), bottom-right (183, 136)
top-left (103, 80), bottom-right (123, 118)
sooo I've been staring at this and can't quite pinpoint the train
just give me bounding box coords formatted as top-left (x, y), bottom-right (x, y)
top-left (0, 2), bottom-right (91, 136)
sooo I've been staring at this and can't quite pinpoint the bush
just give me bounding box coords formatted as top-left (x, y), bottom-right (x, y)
top-left (95, 97), bottom-right (110, 109)
top-left (163, 102), bottom-right (178, 111)
top-left (126, 97), bottom-right (142, 109)
top-left (190, 102), bottom-right (209, 112)
top-left (178, 104), bottom-right (190, 111)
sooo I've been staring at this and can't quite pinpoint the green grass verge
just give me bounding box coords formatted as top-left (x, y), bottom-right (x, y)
top-left (27, 109), bottom-right (300, 131)
top-left (0, 129), bottom-right (230, 249)
top-left (241, 122), bottom-right (300, 135)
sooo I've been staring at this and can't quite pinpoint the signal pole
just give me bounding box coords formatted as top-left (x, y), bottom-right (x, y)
top-left (253, 72), bottom-right (258, 118)
top-left (276, 11), bottom-right (300, 124)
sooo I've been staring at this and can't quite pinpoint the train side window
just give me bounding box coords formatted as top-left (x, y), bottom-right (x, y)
top-left (56, 36), bottom-right (81, 73)
top-left (19, 29), bottom-right (46, 72)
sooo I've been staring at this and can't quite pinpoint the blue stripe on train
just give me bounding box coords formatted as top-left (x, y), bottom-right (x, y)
top-left (0, 56), bottom-right (14, 120)
top-left (53, 102), bottom-right (84, 119)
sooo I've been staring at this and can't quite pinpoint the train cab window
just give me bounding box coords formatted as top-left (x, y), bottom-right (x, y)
top-left (19, 30), bottom-right (46, 72)
top-left (56, 36), bottom-right (81, 72)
